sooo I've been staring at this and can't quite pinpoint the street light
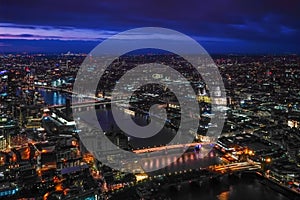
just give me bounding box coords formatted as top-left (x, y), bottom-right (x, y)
top-left (265, 157), bottom-right (271, 163)
top-left (248, 150), bottom-right (254, 155)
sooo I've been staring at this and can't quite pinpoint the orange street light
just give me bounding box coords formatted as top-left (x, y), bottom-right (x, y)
top-left (265, 158), bottom-right (271, 163)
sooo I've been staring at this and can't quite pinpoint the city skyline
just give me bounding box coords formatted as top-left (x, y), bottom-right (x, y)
top-left (0, 1), bottom-right (299, 199)
top-left (1, 0), bottom-right (300, 54)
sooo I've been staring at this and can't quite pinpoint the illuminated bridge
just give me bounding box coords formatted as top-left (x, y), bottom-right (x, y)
top-left (133, 142), bottom-right (213, 154)
top-left (209, 161), bottom-right (261, 173)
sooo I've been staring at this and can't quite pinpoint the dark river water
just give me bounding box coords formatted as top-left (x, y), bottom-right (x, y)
top-left (40, 89), bottom-right (292, 200)
top-left (167, 174), bottom-right (290, 200)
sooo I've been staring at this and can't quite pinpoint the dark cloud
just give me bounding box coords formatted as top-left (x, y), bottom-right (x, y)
top-left (0, 33), bottom-right (70, 40)
top-left (0, 0), bottom-right (299, 53)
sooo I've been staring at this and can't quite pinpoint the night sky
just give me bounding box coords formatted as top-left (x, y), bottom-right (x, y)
top-left (0, 0), bottom-right (300, 54)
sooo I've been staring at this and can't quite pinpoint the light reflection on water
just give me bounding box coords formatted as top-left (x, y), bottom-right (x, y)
top-left (39, 89), bottom-right (67, 105)
top-left (217, 191), bottom-right (230, 200)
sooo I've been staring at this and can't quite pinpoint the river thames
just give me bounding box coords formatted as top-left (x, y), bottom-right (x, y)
top-left (40, 89), bottom-right (291, 200)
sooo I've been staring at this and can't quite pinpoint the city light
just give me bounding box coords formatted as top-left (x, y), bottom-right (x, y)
top-left (0, 23), bottom-right (299, 200)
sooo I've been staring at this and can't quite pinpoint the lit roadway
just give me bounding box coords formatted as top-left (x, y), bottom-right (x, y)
top-left (133, 142), bottom-right (212, 154)
top-left (49, 99), bottom-right (128, 109)
top-left (209, 161), bottom-right (261, 173)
